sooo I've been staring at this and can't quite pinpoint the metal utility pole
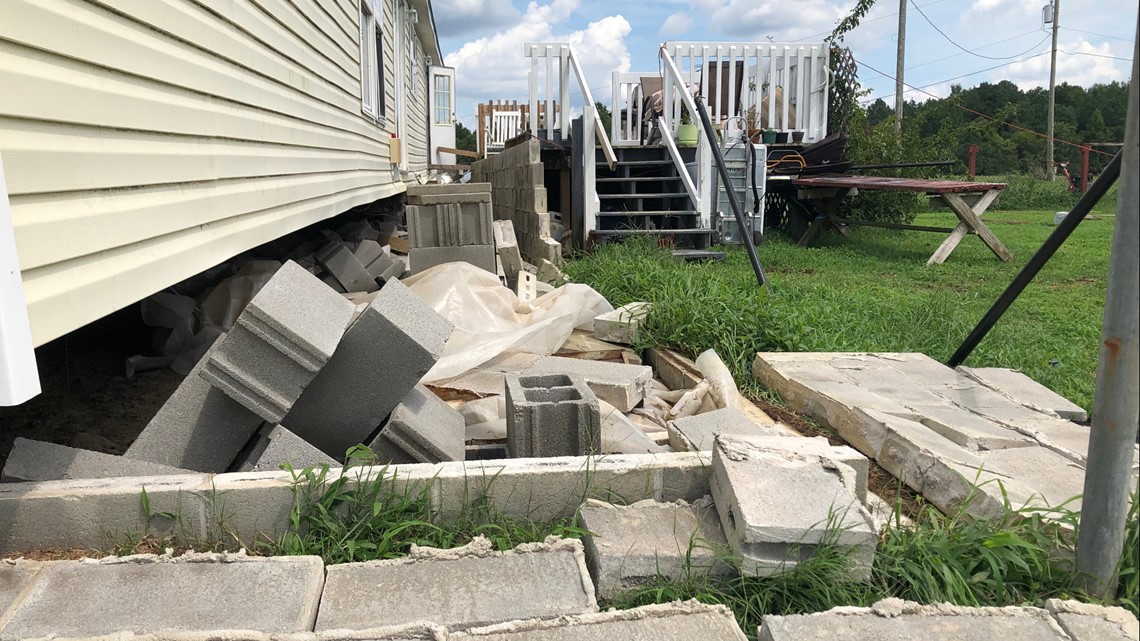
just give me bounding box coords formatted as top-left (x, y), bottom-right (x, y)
top-left (1046, 0), bottom-right (1061, 179)
top-left (1075, 25), bottom-right (1139, 600)
top-left (895, 0), bottom-right (907, 132)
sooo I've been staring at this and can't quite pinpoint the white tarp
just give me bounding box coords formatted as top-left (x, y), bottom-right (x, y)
top-left (405, 262), bottom-right (613, 382)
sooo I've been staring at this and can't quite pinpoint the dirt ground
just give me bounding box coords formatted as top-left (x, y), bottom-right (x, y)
top-left (0, 306), bottom-right (183, 469)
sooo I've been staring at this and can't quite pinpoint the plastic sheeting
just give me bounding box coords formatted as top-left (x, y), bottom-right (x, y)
top-left (405, 262), bottom-right (613, 382)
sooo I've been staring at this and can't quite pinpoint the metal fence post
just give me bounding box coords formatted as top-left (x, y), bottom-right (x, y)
top-left (1074, 24), bottom-right (1140, 599)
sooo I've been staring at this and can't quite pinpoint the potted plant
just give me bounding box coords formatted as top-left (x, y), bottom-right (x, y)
top-left (761, 128), bottom-right (778, 144)
top-left (677, 104), bottom-right (698, 147)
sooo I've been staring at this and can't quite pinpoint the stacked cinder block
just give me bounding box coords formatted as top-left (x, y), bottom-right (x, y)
top-left (505, 374), bottom-right (602, 458)
top-left (406, 183), bottom-right (496, 274)
top-left (470, 139), bottom-right (562, 266)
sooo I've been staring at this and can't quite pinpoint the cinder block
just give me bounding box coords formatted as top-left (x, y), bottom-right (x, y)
top-left (452, 601), bottom-right (748, 640)
top-left (407, 202), bottom-right (493, 247)
top-left (506, 374), bottom-right (602, 458)
top-left (201, 261), bottom-right (356, 424)
top-left (668, 408), bottom-right (786, 452)
top-left (408, 191), bottom-right (492, 205)
top-left (524, 356), bottom-right (652, 412)
top-left (2, 438), bottom-right (193, 483)
top-left (316, 241), bottom-right (378, 293)
top-left (238, 425), bottom-right (338, 473)
top-left (371, 385), bottom-right (465, 463)
top-left (758, 599), bottom-right (1068, 641)
top-left (580, 499), bottom-right (733, 599)
top-left (407, 182), bottom-right (491, 200)
top-left (710, 434), bottom-right (876, 578)
top-left (284, 277), bottom-right (453, 459)
top-left (534, 186), bottom-right (548, 213)
top-left (0, 554), bottom-right (325, 638)
top-left (314, 537), bottom-right (597, 631)
top-left (354, 240), bottom-right (404, 282)
top-left (516, 271), bottom-right (537, 303)
top-left (125, 336), bottom-right (264, 472)
top-left (409, 245), bottom-right (497, 274)
top-left (593, 302), bottom-right (651, 345)
top-left (704, 434), bottom-right (870, 505)
top-left (493, 220), bottom-right (523, 285)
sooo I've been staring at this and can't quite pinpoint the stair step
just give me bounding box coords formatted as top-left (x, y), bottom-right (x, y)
top-left (597, 159), bottom-right (674, 167)
top-left (595, 176), bottom-right (679, 182)
top-left (598, 210), bottom-right (698, 217)
top-left (598, 193), bottom-right (689, 199)
top-left (591, 228), bottom-right (712, 237)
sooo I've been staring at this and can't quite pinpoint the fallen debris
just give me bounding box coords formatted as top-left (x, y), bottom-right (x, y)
top-left (593, 302), bottom-right (651, 345)
top-left (506, 374), bottom-right (602, 457)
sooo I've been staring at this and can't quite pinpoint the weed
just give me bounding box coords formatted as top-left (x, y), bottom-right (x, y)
top-left (1116, 491), bottom-right (1139, 616)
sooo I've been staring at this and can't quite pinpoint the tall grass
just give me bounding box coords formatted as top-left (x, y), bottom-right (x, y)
top-left (985, 173), bottom-right (1119, 212)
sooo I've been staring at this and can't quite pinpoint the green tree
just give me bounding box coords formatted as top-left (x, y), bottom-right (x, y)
top-left (455, 122), bottom-right (477, 152)
top-left (594, 101), bottom-right (613, 135)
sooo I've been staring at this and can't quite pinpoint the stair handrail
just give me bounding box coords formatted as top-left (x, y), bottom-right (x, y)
top-left (658, 45), bottom-right (704, 215)
top-left (526, 43), bottom-right (617, 171)
top-left (566, 49), bottom-right (618, 171)
top-left (656, 119), bottom-right (700, 209)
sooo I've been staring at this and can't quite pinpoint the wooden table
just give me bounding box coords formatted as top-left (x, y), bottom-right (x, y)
top-left (785, 175), bottom-right (1012, 265)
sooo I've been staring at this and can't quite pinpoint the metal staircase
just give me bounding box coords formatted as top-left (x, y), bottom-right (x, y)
top-left (592, 146), bottom-right (710, 245)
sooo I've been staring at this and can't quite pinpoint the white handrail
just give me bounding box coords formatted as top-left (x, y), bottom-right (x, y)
top-left (657, 117), bottom-right (700, 208)
top-left (525, 43), bottom-right (617, 170)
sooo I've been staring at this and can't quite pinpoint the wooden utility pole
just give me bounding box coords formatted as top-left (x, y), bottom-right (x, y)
top-left (1046, 0), bottom-right (1061, 179)
top-left (895, 0), bottom-right (907, 132)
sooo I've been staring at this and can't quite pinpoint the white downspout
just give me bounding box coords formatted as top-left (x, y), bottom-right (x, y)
top-left (0, 152), bottom-right (41, 405)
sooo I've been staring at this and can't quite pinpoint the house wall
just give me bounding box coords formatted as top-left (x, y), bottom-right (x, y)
top-left (0, 0), bottom-right (439, 347)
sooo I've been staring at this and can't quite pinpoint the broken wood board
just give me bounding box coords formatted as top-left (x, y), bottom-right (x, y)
top-left (556, 330), bottom-right (641, 364)
top-left (645, 348), bottom-right (778, 429)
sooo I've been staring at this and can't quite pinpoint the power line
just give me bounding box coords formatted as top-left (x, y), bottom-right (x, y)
top-left (858, 29), bottom-right (1045, 83)
top-left (855, 56), bottom-right (1116, 156)
top-left (1059, 49), bottom-right (1133, 62)
top-left (909, 0), bottom-right (1051, 61)
top-left (1060, 26), bottom-right (1132, 42)
top-left (861, 51), bottom-right (1051, 102)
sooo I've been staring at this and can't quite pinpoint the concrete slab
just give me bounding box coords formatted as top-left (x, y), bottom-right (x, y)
top-left (909, 404), bottom-right (1038, 451)
top-left (958, 367), bottom-right (1088, 422)
top-left (239, 425), bottom-right (338, 473)
top-left (523, 356), bottom-right (652, 412)
top-left (0, 562), bottom-right (43, 623)
top-left (202, 261), bottom-right (356, 424)
top-left (410, 245), bottom-right (497, 275)
top-left (958, 446), bottom-right (1087, 511)
top-left (705, 435), bottom-right (869, 505)
top-left (314, 538), bottom-right (597, 631)
top-left (283, 277), bottom-right (453, 458)
top-left (579, 499), bottom-right (733, 599)
top-left (757, 599), bottom-right (1067, 641)
top-left (710, 434), bottom-right (875, 577)
top-left (451, 601), bottom-right (749, 640)
top-left (125, 337), bottom-right (264, 472)
top-left (0, 553), bottom-right (325, 639)
top-left (592, 302), bottom-right (651, 346)
top-left (2, 438), bottom-right (192, 483)
top-left (373, 385), bottom-right (465, 463)
top-left (668, 408), bottom-right (785, 453)
top-left (1045, 599), bottom-right (1140, 641)
top-left (506, 374), bottom-right (602, 458)
top-left (1010, 418), bottom-right (1091, 464)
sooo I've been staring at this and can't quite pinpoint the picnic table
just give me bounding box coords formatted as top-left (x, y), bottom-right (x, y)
top-left (779, 174), bottom-right (1012, 265)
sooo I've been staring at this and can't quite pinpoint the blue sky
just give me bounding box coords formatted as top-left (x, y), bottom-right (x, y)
top-left (431, 0), bottom-right (1136, 131)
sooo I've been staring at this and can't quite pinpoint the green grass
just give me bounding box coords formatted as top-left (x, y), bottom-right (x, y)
top-left (565, 209), bottom-right (1114, 410)
top-left (259, 447), bottom-right (586, 564)
top-left (983, 174), bottom-right (1119, 212)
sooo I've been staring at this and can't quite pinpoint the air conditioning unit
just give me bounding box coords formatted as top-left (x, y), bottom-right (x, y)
top-left (405, 9), bottom-right (418, 24)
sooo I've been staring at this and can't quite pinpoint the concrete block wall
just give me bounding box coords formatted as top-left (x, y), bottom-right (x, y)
top-left (470, 139), bottom-right (562, 266)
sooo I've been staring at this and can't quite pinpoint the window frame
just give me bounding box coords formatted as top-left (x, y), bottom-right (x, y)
top-left (359, 0), bottom-right (388, 125)
top-left (433, 73), bottom-right (452, 126)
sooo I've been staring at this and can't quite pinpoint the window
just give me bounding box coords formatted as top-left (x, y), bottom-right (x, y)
top-left (434, 74), bottom-right (451, 125)
top-left (359, 0), bottom-right (386, 121)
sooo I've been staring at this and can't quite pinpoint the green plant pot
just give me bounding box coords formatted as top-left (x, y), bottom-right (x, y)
top-left (761, 130), bottom-right (778, 144)
top-left (677, 123), bottom-right (699, 147)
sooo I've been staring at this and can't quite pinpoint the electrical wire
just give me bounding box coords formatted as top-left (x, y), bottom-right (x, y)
top-left (910, 0), bottom-right (1051, 61)
top-left (860, 51), bottom-right (1051, 103)
top-left (858, 29), bottom-right (1045, 83)
top-left (1059, 49), bottom-right (1133, 62)
top-left (1060, 26), bottom-right (1133, 42)
top-left (855, 57), bottom-right (1116, 156)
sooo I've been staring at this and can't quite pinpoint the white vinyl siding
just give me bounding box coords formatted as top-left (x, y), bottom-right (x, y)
top-left (0, 0), bottom-right (441, 346)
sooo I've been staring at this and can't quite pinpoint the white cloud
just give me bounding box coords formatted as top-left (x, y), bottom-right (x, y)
top-left (1002, 39), bottom-right (1128, 89)
top-left (689, 0), bottom-right (847, 41)
top-left (433, 0), bottom-right (521, 38)
top-left (445, 1), bottom-right (632, 126)
top-left (659, 12), bottom-right (692, 37)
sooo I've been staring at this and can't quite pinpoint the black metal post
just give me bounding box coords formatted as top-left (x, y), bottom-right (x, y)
top-left (947, 151), bottom-right (1122, 367)
top-left (693, 96), bottom-right (769, 290)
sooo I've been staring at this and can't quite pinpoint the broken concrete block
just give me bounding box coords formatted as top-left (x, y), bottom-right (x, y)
top-left (0, 562), bottom-right (41, 619)
top-left (536, 258), bottom-right (565, 285)
top-left (579, 498), bottom-right (733, 599)
top-left (493, 219), bottom-right (523, 285)
top-left (703, 434), bottom-right (870, 505)
top-left (593, 302), bottom-right (651, 345)
top-left (238, 425), bottom-right (338, 473)
top-left (316, 240), bottom-right (378, 293)
top-left (452, 601), bottom-right (749, 640)
top-left (407, 202), bottom-right (493, 247)
top-left (314, 537), bottom-right (597, 631)
top-left (2, 438), bottom-right (193, 483)
top-left (0, 553), bottom-right (325, 638)
top-left (1045, 599), bottom-right (1140, 641)
top-left (125, 336), bottom-right (264, 472)
top-left (957, 366), bottom-right (1088, 422)
top-left (200, 261), bottom-right (356, 424)
top-left (524, 356), bottom-right (652, 412)
top-left (506, 374), bottom-right (602, 458)
top-left (284, 277), bottom-right (453, 459)
top-left (710, 434), bottom-right (876, 578)
top-left (370, 385), bottom-right (465, 464)
top-left (409, 245), bottom-right (497, 275)
top-left (407, 182), bottom-right (491, 202)
top-left (516, 271), bottom-right (537, 302)
top-left (955, 446), bottom-right (1087, 512)
top-left (668, 408), bottom-right (785, 453)
top-left (354, 239), bottom-right (403, 282)
top-left (758, 599), bottom-right (1068, 641)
